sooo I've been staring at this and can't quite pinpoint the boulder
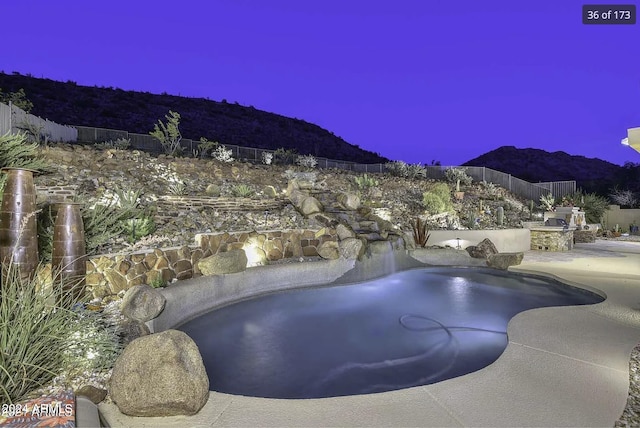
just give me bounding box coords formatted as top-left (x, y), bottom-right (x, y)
top-left (317, 241), bottom-right (340, 260)
top-left (120, 285), bottom-right (166, 322)
top-left (110, 330), bottom-right (209, 417)
top-left (117, 318), bottom-right (151, 346)
top-left (368, 240), bottom-right (392, 255)
top-left (198, 249), bottom-right (247, 275)
top-left (76, 385), bottom-right (108, 404)
top-left (487, 252), bottom-right (524, 270)
top-left (288, 188), bottom-right (308, 206)
top-left (299, 196), bottom-right (323, 216)
top-left (339, 237), bottom-right (366, 260)
top-left (337, 192), bottom-right (361, 210)
top-left (466, 238), bottom-right (499, 259)
top-left (336, 223), bottom-right (356, 240)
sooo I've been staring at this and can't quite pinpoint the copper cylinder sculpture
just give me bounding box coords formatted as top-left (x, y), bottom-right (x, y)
top-left (51, 202), bottom-right (86, 299)
top-left (0, 168), bottom-right (39, 281)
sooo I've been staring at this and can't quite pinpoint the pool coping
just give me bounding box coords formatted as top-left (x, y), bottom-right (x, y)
top-left (99, 240), bottom-right (640, 427)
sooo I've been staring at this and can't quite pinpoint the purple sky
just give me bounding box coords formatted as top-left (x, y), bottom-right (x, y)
top-left (2, 1), bottom-right (639, 165)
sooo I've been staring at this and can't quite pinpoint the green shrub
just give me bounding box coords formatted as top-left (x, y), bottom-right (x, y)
top-left (273, 148), bottom-right (298, 165)
top-left (168, 181), bottom-right (187, 196)
top-left (149, 276), bottom-right (166, 288)
top-left (0, 264), bottom-right (121, 404)
top-left (444, 167), bottom-right (472, 186)
top-left (569, 190), bottom-right (609, 223)
top-left (0, 132), bottom-right (50, 200)
top-left (95, 138), bottom-right (131, 150)
top-left (122, 216), bottom-right (156, 243)
top-left (231, 184), bottom-right (254, 198)
top-left (422, 192), bottom-right (447, 214)
top-left (385, 161), bottom-right (409, 177)
top-left (354, 174), bottom-right (379, 190)
top-left (429, 182), bottom-right (451, 202)
top-left (196, 137), bottom-right (218, 158)
top-left (150, 110), bottom-right (183, 155)
top-left (406, 163), bottom-right (426, 179)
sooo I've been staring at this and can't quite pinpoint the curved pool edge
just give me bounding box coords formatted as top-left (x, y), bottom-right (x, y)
top-left (110, 244), bottom-right (640, 427)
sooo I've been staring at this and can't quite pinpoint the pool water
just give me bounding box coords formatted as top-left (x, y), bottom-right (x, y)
top-left (178, 267), bottom-right (603, 399)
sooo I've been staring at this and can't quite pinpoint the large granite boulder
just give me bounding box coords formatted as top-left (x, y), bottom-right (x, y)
top-left (337, 192), bottom-right (361, 210)
top-left (110, 330), bottom-right (209, 416)
top-left (120, 285), bottom-right (166, 322)
top-left (317, 241), bottom-right (340, 260)
top-left (339, 237), bottom-right (366, 260)
top-left (487, 252), bottom-right (524, 270)
top-left (466, 238), bottom-right (499, 259)
top-left (198, 249), bottom-right (247, 275)
top-left (117, 318), bottom-right (151, 346)
top-left (299, 196), bottom-right (323, 216)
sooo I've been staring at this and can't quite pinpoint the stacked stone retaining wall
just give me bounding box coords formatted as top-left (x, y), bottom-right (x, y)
top-left (84, 228), bottom-right (337, 300)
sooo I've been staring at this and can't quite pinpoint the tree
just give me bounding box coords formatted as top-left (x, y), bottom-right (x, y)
top-left (150, 110), bottom-right (182, 155)
top-left (0, 88), bottom-right (34, 112)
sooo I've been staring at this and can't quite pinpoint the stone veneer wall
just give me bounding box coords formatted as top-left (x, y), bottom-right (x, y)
top-left (84, 228), bottom-right (337, 299)
top-left (530, 228), bottom-right (574, 251)
top-left (36, 185), bottom-right (79, 203)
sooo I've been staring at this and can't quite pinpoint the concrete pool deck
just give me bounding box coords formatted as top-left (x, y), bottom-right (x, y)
top-left (98, 240), bottom-right (640, 427)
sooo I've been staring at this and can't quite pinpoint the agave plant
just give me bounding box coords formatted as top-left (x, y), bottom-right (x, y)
top-left (411, 217), bottom-right (430, 248)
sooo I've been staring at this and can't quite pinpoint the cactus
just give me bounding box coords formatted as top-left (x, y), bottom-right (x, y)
top-left (456, 179), bottom-right (461, 192)
top-left (479, 199), bottom-right (483, 211)
top-left (496, 206), bottom-right (504, 226)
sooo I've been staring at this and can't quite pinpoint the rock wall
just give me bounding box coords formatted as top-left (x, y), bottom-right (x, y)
top-left (530, 228), bottom-right (574, 251)
top-left (84, 228), bottom-right (337, 300)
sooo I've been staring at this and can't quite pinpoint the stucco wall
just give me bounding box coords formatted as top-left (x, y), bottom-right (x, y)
top-left (426, 228), bottom-right (530, 252)
top-left (603, 205), bottom-right (640, 233)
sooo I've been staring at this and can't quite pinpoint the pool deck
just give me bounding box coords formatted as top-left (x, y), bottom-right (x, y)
top-left (98, 240), bottom-right (640, 427)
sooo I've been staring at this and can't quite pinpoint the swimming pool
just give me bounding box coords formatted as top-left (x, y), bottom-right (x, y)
top-left (178, 267), bottom-right (603, 399)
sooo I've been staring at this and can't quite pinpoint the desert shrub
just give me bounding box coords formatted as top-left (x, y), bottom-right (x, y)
top-left (273, 148), bottom-right (298, 165)
top-left (0, 264), bottom-right (121, 404)
top-left (82, 203), bottom-right (129, 254)
top-left (196, 137), bottom-right (218, 158)
top-left (296, 154), bottom-right (318, 168)
top-left (539, 193), bottom-right (555, 211)
top-left (610, 188), bottom-right (638, 208)
top-left (569, 190), bottom-right (608, 223)
top-left (0, 132), bottom-right (50, 198)
top-left (231, 184), bottom-right (254, 198)
top-left (122, 216), bottom-right (156, 243)
top-left (422, 192), bottom-right (447, 214)
top-left (150, 110), bottom-right (183, 155)
top-left (411, 217), bottom-right (430, 247)
top-left (261, 152), bottom-right (274, 165)
top-left (481, 180), bottom-right (500, 198)
top-left (429, 182), bottom-right (451, 202)
top-left (211, 145), bottom-right (234, 163)
top-left (0, 88), bottom-right (33, 112)
top-left (385, 161), bottom-right (409, 177)
top-left (354, 174), bottom-right (379, 190)
top-left (95, 138), bottom-right (131, 150)
top-left (405, 163), bottom-right (426, 179)
top-left (444, 167), bottom-right (472, 186)
top-left (168, 181), bottom-right (187, 196)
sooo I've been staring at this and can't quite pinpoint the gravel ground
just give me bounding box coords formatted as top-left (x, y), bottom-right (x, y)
top-left (616, 344), bottom-right (640, 427)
